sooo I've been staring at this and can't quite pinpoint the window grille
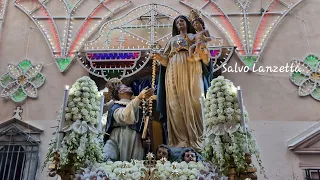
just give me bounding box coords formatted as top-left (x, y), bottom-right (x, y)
top-left (0, 124), bottom-right (40, 180)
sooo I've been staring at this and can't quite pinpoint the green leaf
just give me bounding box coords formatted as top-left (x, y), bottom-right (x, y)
top-left (240, 56), bottom-right (258, 69)
top-left (18, 59), bottom-right (32, 73)
top-left (304, 54), bottom-right (319, 71)
top-left (0, 73), bottom-right (15, 88)
top-left (29, 73), bottom-right (45, 88)
top-left (311, 84), bottom-right (320, 101)
top-left (11, 88), bottom-right (27, 102)
top-left (56, 58), bottom-right (72, 72)
top-left (290, 71), bottom-right (308, 86)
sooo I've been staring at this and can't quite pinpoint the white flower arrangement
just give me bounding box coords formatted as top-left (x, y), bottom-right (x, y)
top-left (74, 161), bottom-right (216, 180)
top-left (42, 76), bottom-right (103, 172)
top-left (202, 76), bottom-right (265, 176)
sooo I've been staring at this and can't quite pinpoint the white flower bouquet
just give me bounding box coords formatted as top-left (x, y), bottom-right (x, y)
top-left (202, 76), bottom-right (265, 176)
top-left (42, 76), bottom-right (103, 172)
top-left (74, 160), bottom-right (215, 180)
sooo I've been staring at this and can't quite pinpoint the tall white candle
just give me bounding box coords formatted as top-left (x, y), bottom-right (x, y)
top-left (199, 93), bottom-right (206, 133)
top-left (56, 85), bottom-right (70, 150)
top-left (237, 86), bottom-right (249, 153)
top-left (98, 92), bottom-right (105, 132)
top-left (237, 86), bottom-right (246, 133)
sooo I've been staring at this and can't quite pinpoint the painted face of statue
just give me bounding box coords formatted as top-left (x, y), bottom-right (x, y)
top-left (193, 20), bottom-right (203, 32)
top-left (175, 17), bottom-right (187, 31)
top-left (118, 84), bottom-right (133, 95)
top-left (183, 150), bottom-right (196, 163)
top-left (156, 146), bottom-right (169, 160)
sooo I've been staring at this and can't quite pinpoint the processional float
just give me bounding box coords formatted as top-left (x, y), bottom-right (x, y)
top-left (46, 3), bottom-right (266, 180)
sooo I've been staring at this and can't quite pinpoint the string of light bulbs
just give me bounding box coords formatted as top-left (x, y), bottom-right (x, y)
top-left (302, 20), bottom-right (311, 54)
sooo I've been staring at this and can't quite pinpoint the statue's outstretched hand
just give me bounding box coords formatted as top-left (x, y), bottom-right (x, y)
top-left (199, 34), bottom-right (207, 42)
top-left (137, 87), bottom-right (154, 100)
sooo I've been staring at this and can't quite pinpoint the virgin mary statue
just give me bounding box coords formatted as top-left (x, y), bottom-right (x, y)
top-left (154, 15), bottom-right (213, 152)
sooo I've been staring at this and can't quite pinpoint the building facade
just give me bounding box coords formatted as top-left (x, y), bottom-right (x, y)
top-left (0, 0), bottom-right (319, 179)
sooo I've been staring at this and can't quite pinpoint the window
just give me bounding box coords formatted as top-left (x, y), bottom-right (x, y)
top-left (0, 118), bottom-right (42, 180)
top-left (305, 169), bottom-right (320, 180)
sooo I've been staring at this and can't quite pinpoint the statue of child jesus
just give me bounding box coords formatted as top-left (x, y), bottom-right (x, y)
top-left (185, 9), bottom-right (212, 63)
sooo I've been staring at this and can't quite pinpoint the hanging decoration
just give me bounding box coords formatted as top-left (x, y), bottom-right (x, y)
top-left (180, 0), bottom-right (305, 70)
top-left (77, 3), bottom-right (235, 80)
top-left (14, 0), bottom-right (131, 72)
top-left (0, 59), bottom-right (45, 103)
top-left (0, 0), bottom-right (8, 38)
top-left (290, 54), bottom-right (320, 101)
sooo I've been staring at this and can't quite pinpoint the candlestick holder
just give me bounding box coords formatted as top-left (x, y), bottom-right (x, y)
top-left (48, 152), bottom-right (59, 177)
top-left (239, 153), bottom-right (258, 180)
top-left (227, 158), bottom-right (238, 180)
top-left (141, 153), bottom-right (159, 180)
top-left (47, 151), bottom-right (75, 180)
top-left (227, 154), bottom-right (258, 180)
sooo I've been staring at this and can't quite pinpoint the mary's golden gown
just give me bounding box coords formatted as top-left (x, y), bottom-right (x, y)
top-left (162, 34), bottom-right (204, 152)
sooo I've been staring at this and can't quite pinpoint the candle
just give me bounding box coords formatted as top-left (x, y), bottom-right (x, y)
top-left (237, 86), bottom-right (246, 133)
top-left (237, 86), bottom-right (249, 153)
top-left (98, 92), bottom-right (105, 132)
top-left (56, 85), bottom-right (70, 150)
top-left (199, 93), bottom-right (206, 133)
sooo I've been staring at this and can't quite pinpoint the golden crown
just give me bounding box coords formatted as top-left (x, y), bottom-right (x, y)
top-left (189, 9), bottom-right (201, 22)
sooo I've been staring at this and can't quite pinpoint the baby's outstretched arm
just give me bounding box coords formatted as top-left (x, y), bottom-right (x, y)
top-left (202, 30), bottom-right (212, 42)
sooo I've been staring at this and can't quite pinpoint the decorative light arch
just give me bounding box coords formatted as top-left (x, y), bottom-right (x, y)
top-left (180, 0), bottom-right (305, 70)
top-left (14, 0), bottom-right (131, 72)
top-left (0, 0), bottom-right (9, 39)
top-left (77, 3), bottom-right (235, 80)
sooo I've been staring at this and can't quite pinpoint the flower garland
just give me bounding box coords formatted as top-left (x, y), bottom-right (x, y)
top-left (202, 76), bottom-right (265, 176)
top-left (42, 76), bottom-right (104, 172)
top-left (74, 160), bottom-right (216, 180)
